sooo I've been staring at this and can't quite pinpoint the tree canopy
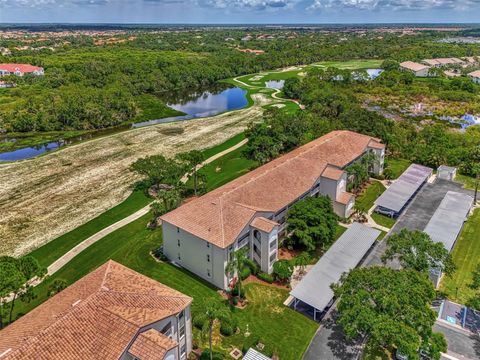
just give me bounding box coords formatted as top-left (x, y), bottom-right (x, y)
top-left (286, 196), bottom-right (337, 252)
top-left (333, 266), bottom-right (446, 360)
top-left (382, 229), bottom-right (456, 277)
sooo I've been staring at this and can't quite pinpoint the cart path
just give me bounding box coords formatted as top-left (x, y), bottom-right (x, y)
top-left (3, 137), bottom-right (249, 302)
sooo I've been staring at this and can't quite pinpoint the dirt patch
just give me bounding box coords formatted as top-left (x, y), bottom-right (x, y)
top-left (0, 104), bottom-right (265, 257)
top-left (278, 247), bottom-right (302, 260)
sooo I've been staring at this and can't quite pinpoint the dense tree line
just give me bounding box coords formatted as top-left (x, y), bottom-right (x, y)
top-left (2, 28), bottom-right (480, 133)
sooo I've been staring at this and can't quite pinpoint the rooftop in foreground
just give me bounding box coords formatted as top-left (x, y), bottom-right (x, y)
top-left (0, 260), bottom-right (191, 360)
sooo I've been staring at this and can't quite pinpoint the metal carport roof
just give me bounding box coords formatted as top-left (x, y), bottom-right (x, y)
top-left (243, 348), bottom-right (271, 360)
top-left (290, 222), bottom-right (380, 313)
top-left (375, 164), bottom-right (433, 213)
top-left (424, 191), bottom-right (473, 252)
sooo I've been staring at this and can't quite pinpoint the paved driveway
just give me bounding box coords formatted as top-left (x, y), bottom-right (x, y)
top-left (302, 179), bottom-right (475, 360)
top-left (434, 322), bottom-right (480, 360)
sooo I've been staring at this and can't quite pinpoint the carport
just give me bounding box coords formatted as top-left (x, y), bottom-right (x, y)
top-left (289, 223), bottom-right (380, 321)
top-left (375, 163), bottom-right (433, 217)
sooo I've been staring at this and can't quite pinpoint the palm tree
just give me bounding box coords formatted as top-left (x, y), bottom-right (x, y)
top-left (225, 248), bottom-right (248, 298)
top-left (294, 252), bottom-right (311, 275)
top-left (177, 150), bottom-right (205, 195)
top-left (199, 303), bottom-right (230, 360)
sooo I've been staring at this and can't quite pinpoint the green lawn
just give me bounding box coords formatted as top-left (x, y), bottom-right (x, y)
top-left (355, 181), bottom-right (386, 212)
top-left (313, 59), bottom-right (384, 70)
top-left (198, 145), bottom-right (258, 192)
top-left (28, 133), bottom-right (248, 269)
top-left (200, 132), bottom-right (246, 159)
top-left (28, 190), bottom-right (151, 268)
top-left (13, 211), bottom-right (317, 359)
top-left (440, 209), bottom-right (480, 304)
top-left (456, 174), bottom-right (478, 191)
top-left (384, 158), bottom-right (411, 179)
top-left (371, 213), bottom-right (396, 229)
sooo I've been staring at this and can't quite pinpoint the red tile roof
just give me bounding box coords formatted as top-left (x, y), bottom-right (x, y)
top-left (161, 130), bottom-right (382, 248)
top-left (336, 192), bottom-right (354, 205)
top-left (0, 261), bottom-right (191, 360)
top-left (250, 217), bottom-right (279, 233)
top-left (321, 165), bottom-right (344, 181)
top-left (0, 64), bottom-right (43, 73)
top-left (400, 61), bottom-right (429, 72)
top-left (128, 329), bottom-right (177, 360)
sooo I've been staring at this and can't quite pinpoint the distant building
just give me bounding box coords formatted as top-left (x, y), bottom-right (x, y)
top-left (468, 70), bottom-right (480, 84)
top-left (0, 64), bottom-right (44, 76)
top-left (422, 58), bottom-right (464, 67)
top-left (399, 61), bottom-right (431, 77)
top-left (161, 130), bottom-right (385, 289)
top-left (0, 260), bottom-right (192, 360)
top-left (0, 81), bottom-right (16, 88)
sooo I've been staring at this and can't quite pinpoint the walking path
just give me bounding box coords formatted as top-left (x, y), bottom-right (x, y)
top-left (4, 137), bottom-right (249, 302)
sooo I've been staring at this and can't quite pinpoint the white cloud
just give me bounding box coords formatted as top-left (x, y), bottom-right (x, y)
top-left (197, 0), bottom-right (294, 9)
top-left (308, 0), bottom-right (478, 11)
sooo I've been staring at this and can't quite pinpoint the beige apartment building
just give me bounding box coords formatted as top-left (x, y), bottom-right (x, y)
top-left (161, 130), bottom-right (385, 289)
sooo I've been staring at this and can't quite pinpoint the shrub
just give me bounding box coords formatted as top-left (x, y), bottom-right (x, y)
top-left (239, 266), bottom-right (251, 280)
top-left (272, 259), bottom-right (293, 282)
top-left (231, 283), bottom-right (245, 298)
top-left (231, 297), bottom-right (238, 306)
top-left (220, 323), bottom-right (234, 336)
top-left (193, 316), bottom-right (205, 330)
top-left (257, 272), bottom-right (274, 283)
top-left (199, 350), bottom-right (224, 360)
top-left (245, 258), bottom-right (259, 275)
top-left (152, 246), bottom-right (168, 261)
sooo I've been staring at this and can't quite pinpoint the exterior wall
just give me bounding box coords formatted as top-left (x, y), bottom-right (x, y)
top-left (163, 221), bottom-right (227, 289)
top-left (319, 177), bottom-right (338, 201)
top-left (368, 148), bottom-right (385, 176)
top-left (251, 226), bottom-right (278, 274)
top-left (121, 305), bottom-right (192, 360)
top-left (333, 198), bottom-right (354, 219)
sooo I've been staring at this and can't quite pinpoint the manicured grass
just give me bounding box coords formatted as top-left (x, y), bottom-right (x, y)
top-left (13, 212), bottom-right (317, 359)
top-left (456, 174), bottom-right (478, 191)
top-left (199, 145), bottom-right (258, 191)
top-left (440, 209), bottom-right (480, 304)
top-left (201, 132), bottom-right (246, 159)
top-left (385, 158), bottom-right (411, 179)
top-left (371, 213), bottom-right (396, 229)
top-left (28, 190), bottom-right (151, 268)
top-left (131, 94), bottom-right (185, 123)
top-left (355, 181), bottom-right (386, 212)
top-left (223, 283), bottom-right (318, 359)
top-left (314, 59), bottom-right (384, 70)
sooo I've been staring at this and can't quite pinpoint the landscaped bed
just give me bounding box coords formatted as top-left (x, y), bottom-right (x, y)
top-left (355, 181), bottom-right (386, 212)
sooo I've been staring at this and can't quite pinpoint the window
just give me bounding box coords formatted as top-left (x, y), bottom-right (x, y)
top-left (177, 227), bottom-right (180, 233)
top-left (206, 242), bottom-right (210, 248)
top-left (161, 322), bottom-right (172, 337)
top-left (177, 253), bottom-right (181, 261)
top-left (207, 269), bottom-right (211, 277)
top-left (178, 310), bottom-right (185, 339)
top-left (270, 239), bottom-right (277, 250)
top-left (253, 244), bottom-right (261, 257)
top-left (270, 252), bottom-right (277, 263)
top-left (253, 230), bottom-right (261, 241)
top-left (181, 344), bottom-right (186, 358)
top-left (177, 239), bottom-right (181, 247)
top-left (207, 254), bottom-right (210, 262)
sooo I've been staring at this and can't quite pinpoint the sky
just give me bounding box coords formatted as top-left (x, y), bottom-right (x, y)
top-left (1, 0), bottom-right (480, 24)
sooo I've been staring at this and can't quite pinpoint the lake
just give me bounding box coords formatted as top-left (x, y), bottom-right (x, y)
top-left (0, 85), bottom-right (248, 162)
top-left (133, 86), bottom-right (248, 128)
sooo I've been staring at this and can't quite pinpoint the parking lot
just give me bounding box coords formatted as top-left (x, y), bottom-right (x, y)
top-left (391, 178), bottom-right (474, 234)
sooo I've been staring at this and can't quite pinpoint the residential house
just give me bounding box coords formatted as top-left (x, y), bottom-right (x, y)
top-left (161, 130), bottom-right (385, 289)
top-left (422, 58), bottom-right (465, 68)
top-left (0, 64), bottom-right (44, 76)
top-left (0, 81), bottom-right (16, 88)
top-left (0, 260), bottom-right (193, 360)
top-left (468, 70), bottom-right (480, 84)
top-left (399, 61), bottom-right (431, 77)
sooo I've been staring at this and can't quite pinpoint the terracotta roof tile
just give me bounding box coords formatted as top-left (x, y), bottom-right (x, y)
top-left (321, 165), bottom-right (344, 181)
top-left (469, 70), bottom-right (480, 78)
top-left (368, 140), bottom-right (385, 150)
top-left (0, 64), bottom-right (43, 73)
top-left (0, 261), bottom-right (191, 360)
top-left (337, 192), bottom-right (354, 205)
top-left (400, 61), bottom-right (429, 72)
top-left (250, 217), bottom-right (278, 233)
top-left (161, 131), bottom-right (382, 248)
top-left (128, 329), bottom-right (177, 360)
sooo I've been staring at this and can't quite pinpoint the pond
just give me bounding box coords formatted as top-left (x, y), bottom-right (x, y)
top-left (133, 86), bottom-right (248, 128)
top-left (0, 85), bottom-right (248, 162)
